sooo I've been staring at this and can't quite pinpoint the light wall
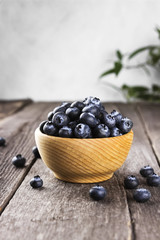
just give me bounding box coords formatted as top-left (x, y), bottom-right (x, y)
top-left (0, 0), bottom-right (160, 101)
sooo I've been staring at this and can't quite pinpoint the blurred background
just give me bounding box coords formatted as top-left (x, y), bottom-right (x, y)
top-left (0, 0), bottom-right (160, 102)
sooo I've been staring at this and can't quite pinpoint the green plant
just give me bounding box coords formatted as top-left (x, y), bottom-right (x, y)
top-left (100, 27), bottom-right (160, 102)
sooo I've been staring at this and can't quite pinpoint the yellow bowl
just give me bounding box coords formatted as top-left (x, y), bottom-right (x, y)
top-left (35, 128), bottom-right (133, 183)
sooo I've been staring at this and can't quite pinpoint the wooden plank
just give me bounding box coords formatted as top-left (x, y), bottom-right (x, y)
top-left (0, 102), bottom-right (59, 214)
top-left (115, 103), bottom-right (160, 240)
top-left (137, 103), bottom-right (160, 163)
top-left (0, 103), bottom-right (132, 240)
top-left (0, 99), bottom-right (32, 120)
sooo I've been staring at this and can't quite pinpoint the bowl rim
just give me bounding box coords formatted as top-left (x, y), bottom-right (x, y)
top-left (35, 127), bottom-right (133, 141)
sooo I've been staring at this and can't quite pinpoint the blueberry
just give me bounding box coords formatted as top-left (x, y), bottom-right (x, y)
top-left (83, 96), bottom-right (101, 108)
top-left (79, 112), bottom-right (98, 128)
top-left (70, 101), bottom-right (85, 110)
top-left (140, 165), bottom-right (154, 177)
top-left (147, 173), bottom-right (160, 187)
top-left (47, 111), bottom-right (54, 121)
top-left (89, 185), bottom-right (107, 201)
top-left (43, 121), bottom-right (58, 136)
top-left (98, 110), bottom-right (108, 121)
top-left (82, 104), bottom-right (100, 118)
top-left (93, 124), bottom-right (110, 138)
top-left (12, 154), bottom-right (26, 168)
top-left (61, 102), bottom-right (71, 108)
top-left (0, 137), bottom-right (6, 146)
top-left (32, 146), bottom-right (41, 158)
top-left (53, 105), bottom-right (66, 114)
top-left (52, 112), bottom-right (70, 128)
top-left (118, 117), bottom-right (133, 134)
top-left (110, 127), bottom-right (121, 137)
top-left (103, 113), bottom-right (116, 128)
top-left (74, 123), bottom-right (92, 138)
top-left (39, 120), bottom-right (47, 133)
top-left (66, 107), bottom-right (80, 120)
top-left (68, 120), bottom-right (79, 130)
top-left (30, 175), bottom-right (43, 188)
top-left (111, 110), bottom-right (122, 124)
top-left (59, 126), bottom-right (73, 138)
top-left (124, 175), bottom-right (139, 189)
top-left (133, 188), bottom-right (151, 203)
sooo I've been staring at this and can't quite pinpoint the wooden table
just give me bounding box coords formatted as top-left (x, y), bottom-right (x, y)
top-left (0, 100), bottom-right (160, 240)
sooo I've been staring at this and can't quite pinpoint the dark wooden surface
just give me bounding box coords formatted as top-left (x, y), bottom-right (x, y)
top-left (0, 101), bottom-right (160, 240)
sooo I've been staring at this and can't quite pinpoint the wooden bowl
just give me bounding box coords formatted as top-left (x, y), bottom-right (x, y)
top-left (35, 128), bottom-right (133, 183)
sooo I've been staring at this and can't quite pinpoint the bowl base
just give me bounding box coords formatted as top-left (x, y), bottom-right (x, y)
top-left (53, 172), bottom-right (114, 183)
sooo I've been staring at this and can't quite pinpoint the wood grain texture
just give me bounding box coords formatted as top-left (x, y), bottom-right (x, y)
top-left (35, 128), bottom-right (133, 183)
top-left (0, 99), bottom-right (32, 120)
top-left (137, 103), bottom-right (160, 163)
top-left (116, 103), bottom-right (160, 240)
top-left (0, 102), bottom-right (59, 213)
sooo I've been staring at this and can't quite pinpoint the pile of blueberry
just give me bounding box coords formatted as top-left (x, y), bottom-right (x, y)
top-left (39, 96), bottom-right (133, 138)
top-left (90, 165), bottom-right (160, 202)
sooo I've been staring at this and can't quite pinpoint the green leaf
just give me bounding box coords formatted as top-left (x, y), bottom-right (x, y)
top-left (152, 84), bottom-right (160, 92)
top-left (128, 46), bottom-right (157, 59)
top-left (122, 84), bottom-right (129, 90)
top-left (155, 27), bottom-right (160, 39)
top-left (114, 61), bottom-right (123, 76)
top-left (116, 50), bottom-right (123, 60)
top-left (100, 68), bottom-right (115, 78)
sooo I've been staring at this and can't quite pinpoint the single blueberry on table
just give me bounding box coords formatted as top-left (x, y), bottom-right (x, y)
top-left (59, 126), bottom-right (73, 138)
top-left (103, 113), bottom-right (116, 128)
top-left (32, 146), bottom-right (41, 159)
top-left (111, 110), bottom-right (122, 124)
top-left (0, 137), bottom-right (6, 146)
top-left (133, 188), bottom-right (151, 203)
top-left (79, 112), bottom-right (99, 128)
top-left (118, 117), bottom-right (133, 134)
top-left (140, 165), bottom-right (154, 177)
top-left (93, 124), bottom-right (110, 138)
top-left (74, 123), bottom-right (92, 138)
top-left (89, 185), bottom-right (107, 201)
top-left (147, 173), bottom-right (160, 187)
top-left (82, 104), bottom-right (101, 118)
top-left (12, 154), bottom-right (26, 168)
top-left (110, 127), bottom-right (121, 137)
top-left (52, 112), bottom-right (70, 128)
top-left (70, 101), bottom-right (85, 110)
top-left (43, 121), bottom-right (58, 136)
top-left (124, 175), bottom-right (139, 189)
top-left (66, 107), bottom-right (81, 120)
top-left (30, 175), bottom-right (43, 188)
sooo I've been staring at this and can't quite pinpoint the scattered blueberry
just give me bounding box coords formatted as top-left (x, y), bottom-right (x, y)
top-left (12, 154), bottom-right (26, 168)
top-left (32, 146), bottom-right (41, 159)
top-left (140, 165), bottom-right (154, 177)
top-left (124, 175), bottom-right (139, 189)
top-left (93, 124), bottom-right (110, 138)
top-left (59, 126), bottom-right (73, 138)
top-left (89, 185), bottom-right (107, 201)
top-left (43, 121), bottom-right (58, 136)
top-left (52, 112), bottom-right (70, 128)
top-left (74, 123), bottom-right (92, 138)
top-left (118, 117), bottom-right (133, 134)
top-left (147, 173), bottom-right (160, 187)
top-left (66, 107), bottom-right (80, 120)
top-left (30, 175), bottom-right (43, 188)
top-left (0, 137), bottom-right (6, 146)
top-left (133, 188), bottom-right (151, 203)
